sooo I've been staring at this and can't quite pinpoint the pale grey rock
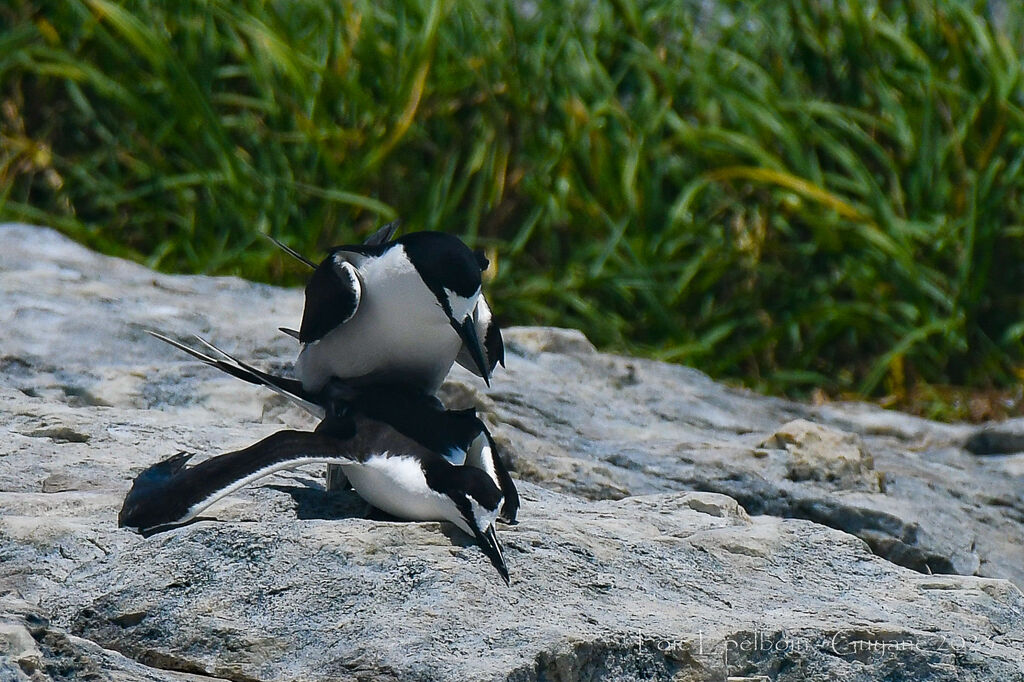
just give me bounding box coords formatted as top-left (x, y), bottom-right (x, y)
top-left (1, 596), bottom-right (213, 681)
top-left (467, 335), bottom-right (1022, 584)
top-left (2, 223), bottom-right (1024, 681)
top-left (758, 419), bottom-right (882, 492)
top-left (0, 620), bottom-right (43, 678)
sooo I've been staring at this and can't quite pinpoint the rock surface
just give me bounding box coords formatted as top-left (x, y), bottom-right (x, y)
top-left (2, 223), bottom-right (1024, 681)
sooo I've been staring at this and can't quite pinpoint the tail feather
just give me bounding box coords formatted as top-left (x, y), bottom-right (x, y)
top-left (362, 220), bottom-right (400, 245)
top-left (263, 233), bottom-right (317, 269)
top-left (262, 221), bottom-right (400, 271)
top-left (148, 331), bottom-right (325, 418)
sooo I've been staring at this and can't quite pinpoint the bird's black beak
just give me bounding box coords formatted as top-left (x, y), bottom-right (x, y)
top-left (452, 316), bottom-right (491, 386)
top-left (473, 523), bottom-right (510, 586)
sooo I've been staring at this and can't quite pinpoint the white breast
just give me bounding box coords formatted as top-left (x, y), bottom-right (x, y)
top-left (342, 455), bottom-right (465, 532)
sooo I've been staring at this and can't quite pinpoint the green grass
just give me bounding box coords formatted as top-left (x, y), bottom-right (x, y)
top-left (2, 0), bottom-right (1023, 420)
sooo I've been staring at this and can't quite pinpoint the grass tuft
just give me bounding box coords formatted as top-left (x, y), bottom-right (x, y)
top-left (2, 0), bottom-right (1023, 420)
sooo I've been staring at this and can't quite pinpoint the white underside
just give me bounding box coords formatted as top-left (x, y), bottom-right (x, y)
top-left (341, 455), bottom-right (470, 534)
top-left (178, 452), bottom-right (470, 536)
top-left (296, 246), bottom-right (469, 393)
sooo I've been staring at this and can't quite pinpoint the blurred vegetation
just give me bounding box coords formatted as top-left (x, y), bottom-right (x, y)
top-left (2, 0), bottom-right (1023, 420)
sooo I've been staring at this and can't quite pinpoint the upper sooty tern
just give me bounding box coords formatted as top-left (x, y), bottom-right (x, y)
top-left (147, 331), bottom-right (520, 524)
top-left (273, 225), bottom-right (504, 394)
top-left (118, 385), bottom-right (511, 585)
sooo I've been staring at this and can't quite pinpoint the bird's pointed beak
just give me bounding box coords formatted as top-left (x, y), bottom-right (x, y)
top-left (473, 523), bottom-right (510, 586)
top-left (452, 316), bottom-right (491, 387)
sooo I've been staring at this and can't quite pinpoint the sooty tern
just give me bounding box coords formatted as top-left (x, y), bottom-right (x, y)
top-left (147, 331), bottom-right (520, 524)
top-left (118, 387), bottom-right (511, 584)
top-left (271, 226), bottom-right (504, 394)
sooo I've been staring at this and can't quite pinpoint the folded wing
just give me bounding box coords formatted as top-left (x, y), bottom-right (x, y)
top-left (299, 257), bottom-right (363, 344)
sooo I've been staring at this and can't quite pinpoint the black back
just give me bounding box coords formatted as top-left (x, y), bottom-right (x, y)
top-left (344, 384), bottom-right (486, 455)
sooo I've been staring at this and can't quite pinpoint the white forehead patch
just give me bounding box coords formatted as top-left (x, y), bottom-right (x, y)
top-left (474, 295), bottom-right (493, 327)
top-left (446, 286), bottom-right (480, 321)
top-left (469, 497), bottom-right (500, 534)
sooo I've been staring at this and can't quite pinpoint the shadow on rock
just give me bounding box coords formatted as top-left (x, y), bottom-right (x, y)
top-left (264, 483), bottom-right (370, 521)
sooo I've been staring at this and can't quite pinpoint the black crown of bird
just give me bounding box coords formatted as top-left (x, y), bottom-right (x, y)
top-left (123, 220), bottom-right (518, 585)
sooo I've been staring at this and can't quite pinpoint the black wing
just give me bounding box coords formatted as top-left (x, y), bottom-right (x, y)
top-left (264, 233), bottom-right (317, 269)
top-left (298, 257), bottom-right (362, 344)
top-left (119, 430), bottom-right (352, 533)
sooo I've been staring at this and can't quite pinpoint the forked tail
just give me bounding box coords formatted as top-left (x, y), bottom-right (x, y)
top-left (148, 331), bottom-right (326, 418)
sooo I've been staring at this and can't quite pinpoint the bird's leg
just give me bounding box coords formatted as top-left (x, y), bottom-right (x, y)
top-left (314, 407), bottom-right (355, 492)
top-left (326, 465), bottom-right (351, 492)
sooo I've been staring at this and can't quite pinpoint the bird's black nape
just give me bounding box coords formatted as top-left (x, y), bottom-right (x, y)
top-left (397, 232), bottom-right (483, 300)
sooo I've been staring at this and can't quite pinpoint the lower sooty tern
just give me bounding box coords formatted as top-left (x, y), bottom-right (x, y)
top-left (118, 384), bottom-right (512, 585)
